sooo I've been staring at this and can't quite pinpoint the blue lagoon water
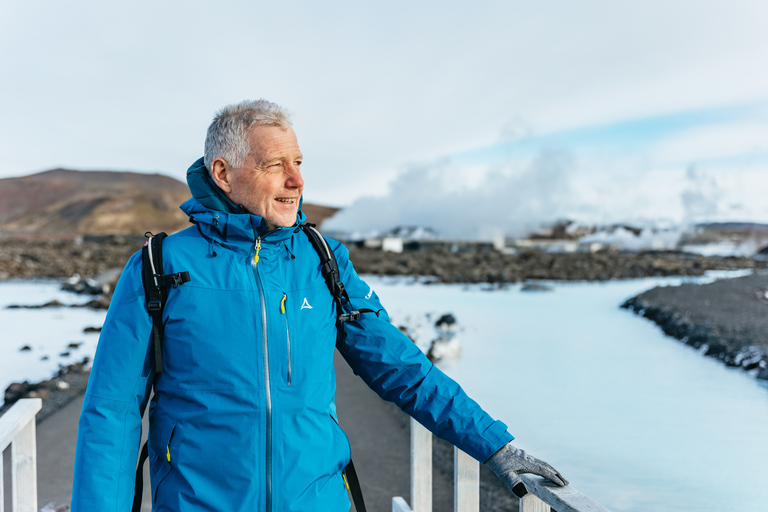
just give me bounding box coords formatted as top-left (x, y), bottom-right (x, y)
top-left (0, 280), bottom-right (106, 398)
top-left (1, 274), bottom-right (766, 511)
top-left (366, 272), bottom-right (768, 512)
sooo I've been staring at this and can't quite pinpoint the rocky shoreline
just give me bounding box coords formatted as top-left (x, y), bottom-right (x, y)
top-left (621, 272), bottom-right (768, 381)
top-left (1, 359), bottom-right (91, 422)
top-left (348, 246), bottom-right (762, 283)
top-left (0, 238), bottom-right (137, 280)
top-left (2, 238), bottom-right (762, 282)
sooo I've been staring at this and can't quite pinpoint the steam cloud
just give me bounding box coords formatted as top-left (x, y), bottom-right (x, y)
top-left (324, 147), bottom-right (749, 242)
top-left (323, 149), bottom-right (579, 240)
top-left (679, 165), bottom-right (723, 226)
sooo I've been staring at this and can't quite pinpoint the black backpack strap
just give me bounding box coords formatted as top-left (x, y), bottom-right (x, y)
top-left (300, 223), bottom-right (350, 343)
top-left (344, 460), bottom-right (367, 512)
top-left (133, 441), bottom-right (150, 512)
top-left (299, 224), bottom-right (380, 342)
top-left (141, 232), bottom-right (191, 374)
top-left (135, 232), bottom-right (190, 512)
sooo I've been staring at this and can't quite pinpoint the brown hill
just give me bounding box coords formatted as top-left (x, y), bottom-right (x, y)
top-left (0, 169), bottom-right (339, 236)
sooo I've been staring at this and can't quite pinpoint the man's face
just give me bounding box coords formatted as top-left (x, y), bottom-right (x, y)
top-left (215, 125), bottom-right (304, 231)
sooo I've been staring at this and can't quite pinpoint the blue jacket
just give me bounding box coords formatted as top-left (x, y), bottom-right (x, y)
top-left (72, 160), bottom-right (513, 511)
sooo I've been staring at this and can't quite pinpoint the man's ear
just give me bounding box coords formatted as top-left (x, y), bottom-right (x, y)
top-left (210, 158), bottom-right (233, 194)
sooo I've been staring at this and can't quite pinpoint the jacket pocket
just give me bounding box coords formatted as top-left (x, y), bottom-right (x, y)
top-left (281, 292), bottom-right (292, 386)
top-left (329, 412), bottom-right (351, 468)
top-left (150, 423), bottom-right (176, 504)
top-left (282, 286), bottom-right (337, 385)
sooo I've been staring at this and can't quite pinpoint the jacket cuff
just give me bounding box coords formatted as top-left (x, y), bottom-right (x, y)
top-left (481, 420), bottom-right (514, 462)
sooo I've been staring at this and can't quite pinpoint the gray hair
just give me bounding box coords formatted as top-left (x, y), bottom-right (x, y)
top-left (204, 99), bottom-right (292, 171)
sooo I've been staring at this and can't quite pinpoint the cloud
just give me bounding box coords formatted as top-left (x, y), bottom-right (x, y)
top-left (2, 0), bottom-right (768, 215)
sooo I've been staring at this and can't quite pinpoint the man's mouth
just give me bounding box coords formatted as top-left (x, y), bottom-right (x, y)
top-left (275, 198), bottom-right (296, 204)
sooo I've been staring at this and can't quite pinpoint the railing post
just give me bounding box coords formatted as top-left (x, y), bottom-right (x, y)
top-left (392, 419), bottom-right (433, 512)
top-left (11, 419), bottom-right (37, 512)
top-left (453, 447), bottom-right (478, 512)
top-left (519, 493), bottom-right (550, 512)
top-left (0, 399), bottom-right (42, 512)
top-left (410, 419), bottom-right (432, 512)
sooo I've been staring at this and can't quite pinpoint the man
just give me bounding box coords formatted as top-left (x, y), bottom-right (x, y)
top-left (72, 99), bottom-right (567, 511)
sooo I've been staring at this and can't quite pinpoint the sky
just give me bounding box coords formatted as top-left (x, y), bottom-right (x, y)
top-left (2, 1), bottom-right (767, 238)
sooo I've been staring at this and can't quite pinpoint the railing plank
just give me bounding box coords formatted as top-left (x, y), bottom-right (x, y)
top-left (0, 400), bottom-right (42, 452)
top-left (11, 420), bottom-right (37, 512)
top-left (520, 475), bottom-right (611, 512)
top-left (410, 419), bottom-right (432, 512)
top-left (453, 448), bottom-right (478, 512)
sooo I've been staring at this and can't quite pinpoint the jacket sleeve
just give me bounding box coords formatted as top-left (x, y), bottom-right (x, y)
top-left (71, 251), bottom-right (155, 511)
top-left (331, 241), bottom-right (514, 463)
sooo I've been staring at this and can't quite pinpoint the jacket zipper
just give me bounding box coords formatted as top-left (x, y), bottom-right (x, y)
top-left (281, 293), bottom-right (292, 386)
top-left (252, 236), bottom-right (273, 512)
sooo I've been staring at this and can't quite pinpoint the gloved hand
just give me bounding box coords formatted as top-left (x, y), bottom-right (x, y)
top-left (485, 442), bottom-right (568, 497)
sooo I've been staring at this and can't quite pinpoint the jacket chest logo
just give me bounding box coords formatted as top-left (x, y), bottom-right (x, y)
top-left (300, 298), bottom-right (313, 310)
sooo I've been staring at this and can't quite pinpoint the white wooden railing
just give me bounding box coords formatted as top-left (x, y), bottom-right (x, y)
top-left (0, 399), bottom-right (42, 512)
top-left (393, 418), bottom-right (611, 512)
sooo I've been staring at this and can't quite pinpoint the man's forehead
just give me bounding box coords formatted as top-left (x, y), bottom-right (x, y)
top-left (247, 125), bottom-right (301, 156)
top-left (247, 123), bottom-right (295, 139)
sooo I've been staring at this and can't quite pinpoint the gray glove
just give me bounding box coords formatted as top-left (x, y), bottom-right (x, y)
top-left (486, 442), bottom-right (568, 497)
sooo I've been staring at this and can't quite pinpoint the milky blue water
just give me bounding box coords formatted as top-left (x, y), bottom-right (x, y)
top-left (0, 280), bottom-right (105, 398)
top-left (365, 272), bottom-right (768, 512)
top-left (2, 273), bottom-right (766, 511)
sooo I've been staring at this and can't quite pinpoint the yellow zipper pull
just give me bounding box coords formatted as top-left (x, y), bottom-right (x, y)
top-left (166, 445), bottom-right (171, 462)
top-left (253, 237), bottom-right (262, 264)
top-left (280, 293), bottom-right (287, 314)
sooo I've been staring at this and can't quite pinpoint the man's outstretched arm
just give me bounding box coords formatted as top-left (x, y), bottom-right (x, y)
top-left (330, 240), bottom-right (568, 491)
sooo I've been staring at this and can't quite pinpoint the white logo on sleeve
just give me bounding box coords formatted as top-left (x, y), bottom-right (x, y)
top-left (365, 286), bottom-right (373, 299)
top-left (300, 298), bottom-right (313, 310)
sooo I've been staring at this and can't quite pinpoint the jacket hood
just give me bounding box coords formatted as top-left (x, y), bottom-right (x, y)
top-left (186, 157), bottom-right (246, 214)
top-left (183, 157), bottom-right (306, 241)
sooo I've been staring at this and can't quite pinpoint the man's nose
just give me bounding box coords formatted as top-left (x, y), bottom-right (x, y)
top-left (285, 164), bottom-right (304, 188)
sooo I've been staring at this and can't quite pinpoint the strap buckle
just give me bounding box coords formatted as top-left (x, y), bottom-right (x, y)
top-left (169, 273), bottom-right (185, 288)
top-left (154, 271), bottom-right (191, 289)
top-left (148, 299), bottom-right (162, 312)
top-left (339, 310), bottom-right (361, 322)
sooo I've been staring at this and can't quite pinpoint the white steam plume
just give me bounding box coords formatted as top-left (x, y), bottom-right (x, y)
top-left (323, 149), bottom-right (579, 240)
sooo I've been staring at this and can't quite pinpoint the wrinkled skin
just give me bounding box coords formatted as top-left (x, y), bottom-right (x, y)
top-left (211, 125), bottom-right (304, 231)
